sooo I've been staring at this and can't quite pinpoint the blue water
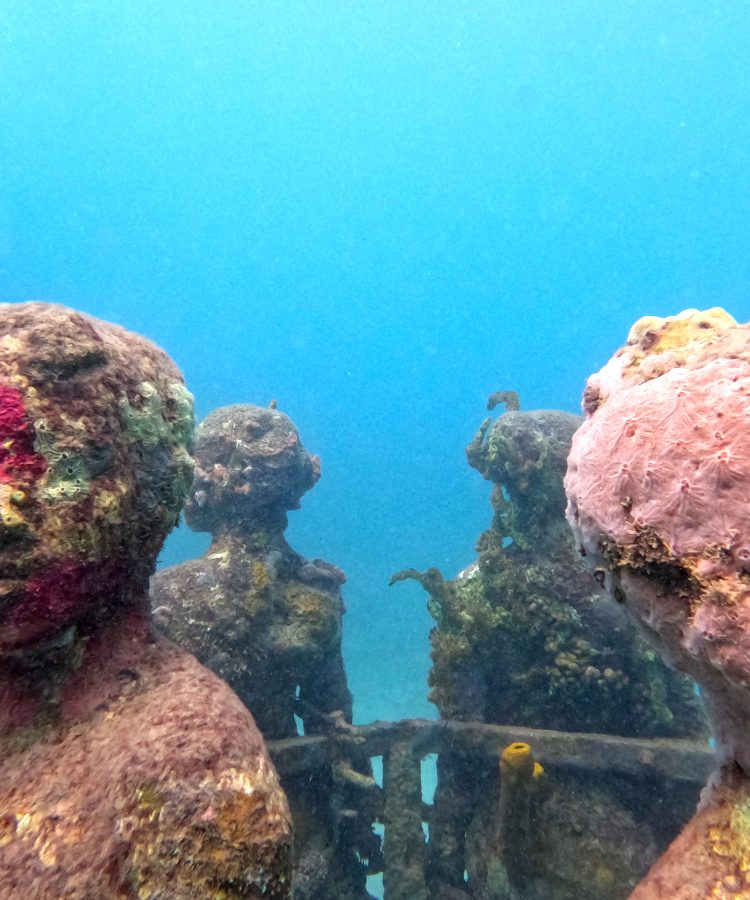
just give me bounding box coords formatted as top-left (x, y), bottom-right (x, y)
top-left (2, 2), bottom-right (750, 726)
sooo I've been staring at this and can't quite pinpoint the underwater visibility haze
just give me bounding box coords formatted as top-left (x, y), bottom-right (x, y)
top-left (2, 2), bottom-right (750, 719)
top-left (2, 4), bottom-right (750, 898)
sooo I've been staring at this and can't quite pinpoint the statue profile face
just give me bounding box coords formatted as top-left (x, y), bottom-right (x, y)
top-left (0, 303), bottom-right (193, 650)
top-left (184, 404), bottom-right (319, 533)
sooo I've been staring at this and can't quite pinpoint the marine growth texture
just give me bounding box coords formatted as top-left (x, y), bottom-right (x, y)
top-left (151, 404), bottom-right (374, 899)
top-left (0, 303), bottom-right (292, 898)
top-left (409, 404), bottom-right (703, 738)
top-left (152, 403), bottom-right (350, 741)
top-left (565, 307), bottom-right (750, 899)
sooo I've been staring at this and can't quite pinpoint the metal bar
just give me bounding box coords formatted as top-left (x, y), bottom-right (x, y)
top-left (382, 726), bottom-right (428, 900)
top-left (267, 718), bottom-right (714, 786)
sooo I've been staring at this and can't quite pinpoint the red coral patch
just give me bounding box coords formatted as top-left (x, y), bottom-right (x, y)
top-left (0, 559), bottom-right (132, 646)
top-left (0, 385), bottom-right (48, 484)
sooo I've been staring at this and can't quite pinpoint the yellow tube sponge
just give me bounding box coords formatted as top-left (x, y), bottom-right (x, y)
top-left (500, 742), bottom-right (535, 781)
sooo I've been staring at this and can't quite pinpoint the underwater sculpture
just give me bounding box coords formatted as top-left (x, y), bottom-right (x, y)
top-left (393, 393), bottom-right (706, 899)
top-left (395, 394), bottom-right (704, 738)
top-left (0, 304), bottom-right (292, 898)
top-left (565, 307), bottom-right (750, 898)
top-left (151, 404), bottom-right (377, 899)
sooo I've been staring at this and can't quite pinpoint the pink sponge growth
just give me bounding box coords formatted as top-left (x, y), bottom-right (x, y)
top-left (565, 308), bottom-right (750, 897)
top-left (572, 356), bottom-right (750, 561)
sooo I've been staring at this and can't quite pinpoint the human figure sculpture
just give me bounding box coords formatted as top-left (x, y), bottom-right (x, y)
top-left (151, 404), bottom-right (377, 899)
top-left (397, 398), bottom-right (704, 737)
top-left (565, 307), bottom-right (750, 898)
top-left (394, 395), bottom-right (705, 898)
top-left (150, 403), bottom-right (353, 740)
top-left (0, 303), bottom-right (292, 898)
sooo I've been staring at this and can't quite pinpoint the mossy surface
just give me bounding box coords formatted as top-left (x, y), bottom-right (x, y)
top-left (399, 406), bottom-right (706, 738)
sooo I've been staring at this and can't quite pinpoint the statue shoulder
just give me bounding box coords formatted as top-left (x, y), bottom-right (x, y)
top-left (123, 646), bottom-right (293, 897)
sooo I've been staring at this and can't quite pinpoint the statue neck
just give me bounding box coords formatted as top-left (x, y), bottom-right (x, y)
top-left (209, 521), bottom-right (292, 556)
top-left (0, 595), bottom-right (154, 741)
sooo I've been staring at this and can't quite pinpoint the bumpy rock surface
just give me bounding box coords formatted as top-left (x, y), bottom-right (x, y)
top-left (565, 307), bottom-right (750, 898)
top-left (151, 404), bottom-right (376, 900)
top-left (0, 303), bottom-right (292, 898)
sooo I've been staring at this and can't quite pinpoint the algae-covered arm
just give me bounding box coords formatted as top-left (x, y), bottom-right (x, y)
top-left (125, 758), bottom-right (292, 899)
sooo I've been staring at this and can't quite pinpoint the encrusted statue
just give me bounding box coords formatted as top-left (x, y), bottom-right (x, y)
top-left (0, 303), bottom-right (292, 898)
top-left (566, 308), bottom-right (750, 898)
top-left (393, 391), bottom-right (706, 899)
top-left (151, 403), bottom-right (378, 899)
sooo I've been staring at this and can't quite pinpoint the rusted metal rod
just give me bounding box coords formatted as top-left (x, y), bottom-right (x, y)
top-left (267, 717), bottom-right (714, 786)
top-left (382, 726), bottom-right (428, 900)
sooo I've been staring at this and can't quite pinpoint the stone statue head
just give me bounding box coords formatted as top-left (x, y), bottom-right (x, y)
top-left (184, 403), bottom-right (320, 533)
top-left (0, 302), bottom-right (193, 649)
